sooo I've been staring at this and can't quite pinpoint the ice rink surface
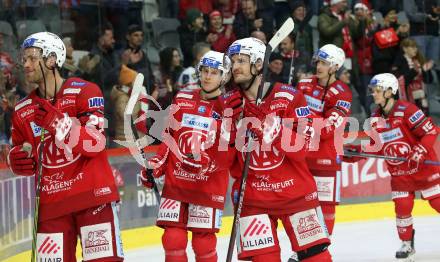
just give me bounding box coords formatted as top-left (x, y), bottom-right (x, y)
top-left (125, 216), bottom-right (440, 262)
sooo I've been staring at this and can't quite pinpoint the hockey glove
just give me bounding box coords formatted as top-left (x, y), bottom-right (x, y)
top-left (35, 99), bottom-right (72, 141)
top-left (408, 143), bottom-right (428, 169)
top-left (217, 91), bottom-right (243, 121)
top-left (148, 154), bottom-right (167, 178)
top-left (140, 168), bottom-right (156, 189)
top-left (7, 144), bottom-right (35, 176)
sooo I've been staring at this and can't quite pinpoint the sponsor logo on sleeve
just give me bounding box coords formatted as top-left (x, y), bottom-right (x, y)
top-left (63, 88), bottom-right (81, 95)
top-left (295, 106), bottom-right (311, 117)
top-left (88, 97), bottom-right (104, 108)
top-left (181, 113), bottom-right (212, 131)
top-left (409, 109), bottom-right (424, 124)
top-left (274, 92), bottom-right (294, 101)
top-left (20, 108), bottom-right (34, 118)
top-left (15, 99), bottom-right (32, 111)
top-left (176, 92), bottom-right (194, 99)
top-left (336, 100), bottom-right (351, 111)
top-left (176, 99), bottom-right (196, 109)
top-left (71, 81), bottom-right (86, 86)
top-left (280, 85), bottom-right (296, 93)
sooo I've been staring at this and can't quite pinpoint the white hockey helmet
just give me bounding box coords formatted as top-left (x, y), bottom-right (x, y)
top-left (227, 37), bottom-right (266, 64)
top-left (314, 44), bottom-right (345, 70)
top-left (369, 73), bottom-right (399, 95)
top-left (21, 32), bottom-right (66, 68)
top-left (197, 50), bottom-right (231, 85)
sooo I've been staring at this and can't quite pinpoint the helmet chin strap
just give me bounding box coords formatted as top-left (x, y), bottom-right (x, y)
top-left (320, 71), bottom-right (332, 104)
top-left (240, 64), bottom-right (259, 91)
top-left (38, 62), bottom-right (47, 100)
top-left (379, 91), bottom-right (392, 116)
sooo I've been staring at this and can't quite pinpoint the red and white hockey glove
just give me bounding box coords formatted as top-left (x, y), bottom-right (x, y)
top-left (140, 168), bottom-right (156, 189)
top-left (35, 99), bottom-right (72, 141)
top-left (217, 91), bottom-right (243, 122)
top-left (408, 143), bottom-right (428, 169)
top-left (7, 144), bottom-right (35, 176)
top-left (243, 102), bottom-right (282, 145)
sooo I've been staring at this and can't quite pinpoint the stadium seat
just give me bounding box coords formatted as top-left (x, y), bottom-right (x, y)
top-left (50, 19), bottom-right (76, 37)
top-left (151, 18), bottom-right (181, 49)
top-left (16, 20), bottom-right (46, 42)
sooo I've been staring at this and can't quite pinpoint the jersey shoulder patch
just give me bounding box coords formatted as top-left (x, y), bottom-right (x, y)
top-left (14, 97), bottom-right (32, 111)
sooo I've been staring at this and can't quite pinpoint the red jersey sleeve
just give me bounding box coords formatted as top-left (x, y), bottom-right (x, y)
top-left (65, 82), bottom-right (106, 157)
top-left (403, 103), bottom-right (438, 149)
top-left (321, 83), bottom-right (352, 139)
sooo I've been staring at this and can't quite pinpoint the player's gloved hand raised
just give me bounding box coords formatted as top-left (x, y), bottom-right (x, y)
top-left (407, 143), bottom-right (427, 169)
top-left (35, 99), bottom-right (72, 140)
top-left (243, 101), bottom-right (266, 121)
top-left (139, 168), bottom-right (156, 189)
top-left (217, 91), bottom-right (243, 122)
top-left (7, 143), bottom-right (35, 176)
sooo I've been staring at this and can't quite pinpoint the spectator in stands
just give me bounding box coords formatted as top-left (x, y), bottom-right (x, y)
top-left (403, 0), bottom-right (440, 64)
top-left (60, 37), bottom-right (82, 78)
top-left (215, 0), bottom-right (239, 24)
top-left (392, 38), bottom-right (434, 114)
top-left (372, 10), bottom-right (410, 75)
top-left (233, 0), bottom-right (265, 39)
top-left (290, 1), bottom-right (314, 63)
top-left (251, 30), bottom-right (267, 44)
top-left (179, 0), bottom-right (214, 20)
top-left (120, 24), bottom-right (155, 95)
top-left (208, 10), bottom-right (236, 52)
top-left (353, 3), bottom-right (375, 115)
top-left (318, 0), bottom-right (366, 110)
top-left (152, 47), bottom-right (183, 110)
top-left (267, 52), bottom-right (284, 84)
top-left (111, 65), bottom-right (138, 142)
top-left (176, 42), bottom-right (211, 91)
top-left (277, 33), bottom-right (310, 85)
top-left (178, 8), bottom-right (210, 67)
top-left (78, 21), bottom-right (120, 137)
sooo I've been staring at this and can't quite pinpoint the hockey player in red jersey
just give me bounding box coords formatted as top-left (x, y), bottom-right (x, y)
top-left (346, 73), bottom-right (440, 261)
top-left (219, 37), bottom-right (331, 262)
top-left (296, 44), bottom-right (352, 237)
top-left (6, 32), bottom-right (123, 261)
top-left (140, 50), bottom-right (234, 262)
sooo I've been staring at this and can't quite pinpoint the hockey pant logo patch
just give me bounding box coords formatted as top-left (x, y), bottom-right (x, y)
top-left (239, 214), bottom-right (275, 252)
top-left (187, 204), bottom-right (221, 229)
top-left (80, 222), bottom-right (114, 260)
top-left (290, 208), bottom-right (328, 247)
top-left (37, 233), bottom-right (63, 262)
top-left (157, 198), bottom-right (181, 222)
top-left (421, 184), bottom-right (440, 199)
top-left (391, 191), bottom-right (410, 200)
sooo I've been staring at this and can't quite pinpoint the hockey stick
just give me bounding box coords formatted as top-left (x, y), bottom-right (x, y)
top-left (124, 73), bottom-right (161, 201)
top-left (226, 18), bottom-right (295, 262)
top-left (343, 150), bottom-right (440, 166)
top-left (31, 131), bottom-right (45, 262)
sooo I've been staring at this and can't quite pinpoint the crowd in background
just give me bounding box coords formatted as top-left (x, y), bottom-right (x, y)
top-left (0, 0), bottom-right (440, 153)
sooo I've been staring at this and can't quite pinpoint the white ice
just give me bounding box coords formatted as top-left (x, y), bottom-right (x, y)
top-left (125, 216), bottom-right (440, 262)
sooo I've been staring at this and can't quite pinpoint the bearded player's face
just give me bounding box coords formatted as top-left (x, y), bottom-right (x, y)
top-left (231, 54), bottom-right (253, 84)
top-left (21, 47), bottom-right (45, 84)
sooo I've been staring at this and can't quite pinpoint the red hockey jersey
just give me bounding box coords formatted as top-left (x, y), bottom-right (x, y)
top-left (228, 83), bottom-right (320, 215)
top-left (368, 100), bottom-right (440, 191)
top-left (296, 76), bottom-right (353, 171)
top-left (160, 90), bottom-right (235, 210)
top-left (11, 78), bottom-right (119, 221)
